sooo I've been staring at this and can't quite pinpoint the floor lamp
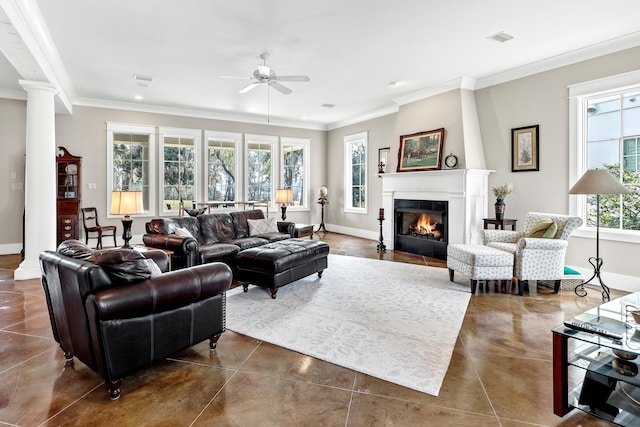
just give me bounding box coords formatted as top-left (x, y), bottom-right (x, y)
top-left (569, 168), bottom-right (629, 302)
top-left (110, 190), bottom-right (144, 248)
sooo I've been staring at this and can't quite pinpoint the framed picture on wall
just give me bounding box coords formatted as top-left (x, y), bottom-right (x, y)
top-left (397, 128), bottom-right (445, 172)
top-left (511, 125), bottom-right (539, 172)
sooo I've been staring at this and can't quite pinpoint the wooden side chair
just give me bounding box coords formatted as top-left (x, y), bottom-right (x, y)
top-left (81, 207), bottom-right (117, 249)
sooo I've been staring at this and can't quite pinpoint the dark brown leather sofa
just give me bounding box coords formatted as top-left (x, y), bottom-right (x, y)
top-left (39, 240), bottom-right (232, 400)
top-left (143, 209), bottom-right (294, 270)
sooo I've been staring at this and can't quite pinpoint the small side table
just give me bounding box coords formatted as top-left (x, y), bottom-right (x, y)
top-left (483, 218), bottom-right (517, 230)
top-left (293, 224), bottom-right (314, 239)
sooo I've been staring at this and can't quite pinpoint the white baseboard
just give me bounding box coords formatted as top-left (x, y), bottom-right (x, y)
top-left (0, 243), bottom-right (23, 255)
top-left (566, 265), bottom-right (640, 293)
top-left (322, 223), bottom-right (378, 241)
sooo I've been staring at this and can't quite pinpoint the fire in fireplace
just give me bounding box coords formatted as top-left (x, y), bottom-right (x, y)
top-left (394, 199), bottom-right (448, 260)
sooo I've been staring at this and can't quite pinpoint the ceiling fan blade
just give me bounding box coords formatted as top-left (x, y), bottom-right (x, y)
top-left (269, 81), bottom-right (292, 95)
top-left (239, 82), bottom-right (260, 94)
top-left (219, 75), bottom-right (251, 80)
top-left (275, 75), bottom-right (310, 82)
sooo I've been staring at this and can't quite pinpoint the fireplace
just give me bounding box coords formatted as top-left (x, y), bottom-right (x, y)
top-left (394, 199), bottom-right (448, 260)
top-left (381, 169), bottom-right (492, 253)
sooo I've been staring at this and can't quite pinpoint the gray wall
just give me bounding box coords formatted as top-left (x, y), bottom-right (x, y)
top-left (2, 44), bottom-right (640, 281)
top-left (0, 104), bottom-right (326, 251)
top-left (0, 98), bottom-right (26, 252)
top-left (326, 113), bottom-right (396, 235)
top-left (476, 45), bottom-right (640, 279)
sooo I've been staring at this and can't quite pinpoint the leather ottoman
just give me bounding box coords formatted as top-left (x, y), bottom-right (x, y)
top-left (235, 238), bottom-right (329, 298)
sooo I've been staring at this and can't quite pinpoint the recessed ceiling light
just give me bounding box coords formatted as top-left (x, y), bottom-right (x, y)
top-left (389, 81), bottom-right (404, 87)
top-left (487, 31), bottom-right (514, 43)
top-left (134, 95), bottom-right (143, 101)
top-left (321, 103), bottom-right (335, 108)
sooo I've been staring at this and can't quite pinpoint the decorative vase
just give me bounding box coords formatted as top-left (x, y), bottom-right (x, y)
top-left (494, 198), bottom-right (505, 220)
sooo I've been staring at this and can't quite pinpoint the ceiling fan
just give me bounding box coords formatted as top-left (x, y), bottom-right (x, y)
top-left (220, 52), bottom-right (310, 95)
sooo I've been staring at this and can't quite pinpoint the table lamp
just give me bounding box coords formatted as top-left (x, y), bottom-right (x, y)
top-left (569, 168), bottom-right (629, 302)
top-left (275, 189), bottom-right (293, 220)
top-left (110, 190), bottom-right (144, 248)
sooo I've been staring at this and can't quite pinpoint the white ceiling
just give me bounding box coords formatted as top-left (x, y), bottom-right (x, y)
top-left (1, 0), bottom-right (640, 129)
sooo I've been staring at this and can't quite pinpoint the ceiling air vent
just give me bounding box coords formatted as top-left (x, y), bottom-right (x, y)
top-left (321, 103), bottom-right (335, 108)
top-left (487, 31), bottom-right (514, 43)
top-left (133, 74), bottom-right (153, 87)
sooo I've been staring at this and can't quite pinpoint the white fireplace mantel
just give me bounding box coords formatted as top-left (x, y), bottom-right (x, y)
top-left (381, 169), bottom-right (494, 249)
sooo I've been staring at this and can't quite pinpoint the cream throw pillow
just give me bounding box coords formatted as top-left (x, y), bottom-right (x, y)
top-left (248, 217), bottom-right (278, 235)
top-left (527, 217), bottom-right (558, 238)
top-left (174, 226), bottom-right (194, 238)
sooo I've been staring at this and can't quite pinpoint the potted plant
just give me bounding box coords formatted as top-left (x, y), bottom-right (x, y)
top-left (492, 184), bottom-right (513, 220)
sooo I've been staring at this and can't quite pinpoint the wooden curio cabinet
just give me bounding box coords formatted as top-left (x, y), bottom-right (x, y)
top-left (56, 147), bottom-right (82, 245)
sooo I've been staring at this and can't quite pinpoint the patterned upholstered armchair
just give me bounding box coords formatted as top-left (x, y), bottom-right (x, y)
top-left (482, 212), bottom-right (583, 295)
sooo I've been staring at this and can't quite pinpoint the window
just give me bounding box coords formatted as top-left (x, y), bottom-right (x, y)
top-left (106, 123), bottom-right (156, 216)
top-left (246, 134), bottom-right (276, 203)
top-left (205, 131), bottom-right (239, 202)
top-left (281, 137), bottom-right (310, 209)
top-left (570, 70), bottom-right (640, 236)
top-left (159, 127), bottom-right (201, 214)
top-left (344, 131), bottom-right (367, 213)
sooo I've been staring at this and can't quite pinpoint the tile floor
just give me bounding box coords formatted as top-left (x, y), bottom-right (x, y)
top-left (0, 232), bottom-right (621, 426)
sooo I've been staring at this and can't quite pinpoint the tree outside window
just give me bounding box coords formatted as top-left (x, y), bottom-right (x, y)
top-left (282, 144), bottom-right (304, 205)
top-left (344, 132), bottom-right (367, 213)
top-left (207, 138), bottom-right (236, 201)
top-left (112, 133), bottom-right (150, 208)
top-left (247, 140), bottom-right (273, 202)
top-left (162, 135), bottom-right (197, 210)
top-left (585, 90), bottom-right (640, 231)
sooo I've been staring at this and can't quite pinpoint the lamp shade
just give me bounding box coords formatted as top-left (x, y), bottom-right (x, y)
top-left (110, 191), bottom-right (144, 216)
top-left (275, 189), bottom-right (293, 204)
top-left (569, 169), bottom-right (630, 195)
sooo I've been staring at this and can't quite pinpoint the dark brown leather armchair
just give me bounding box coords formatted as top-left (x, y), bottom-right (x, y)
top-left (39, 240), bottom-right (232, 400)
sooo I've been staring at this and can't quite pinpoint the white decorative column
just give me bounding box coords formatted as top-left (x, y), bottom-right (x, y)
top-left (14, 80), bottom-right (57, 281)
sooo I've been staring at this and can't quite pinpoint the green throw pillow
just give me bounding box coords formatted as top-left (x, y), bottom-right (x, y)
top-left (527, 217), bottom-right (558, 238)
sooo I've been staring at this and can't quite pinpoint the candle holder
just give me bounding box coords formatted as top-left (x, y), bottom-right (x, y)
top-left (377, 216), bottom-right (386, 252)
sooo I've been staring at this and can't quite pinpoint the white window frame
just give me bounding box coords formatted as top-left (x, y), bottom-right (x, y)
top-left (245, 134), bottom-right (277, 206)
top-left (158, 127), bottom-right (202, 215)
top-left (203, 130), bottom-right (241, 203)
top-left (344, 131), bottom-right (368, 214)
top-left (569, 69), bottom-right (640, 244)
top-left (280, 137), bottom-right (310, 211)
top-left (106, 122), bottom-right (156, 218)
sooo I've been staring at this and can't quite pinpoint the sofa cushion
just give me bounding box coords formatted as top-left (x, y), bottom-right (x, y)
top-left (229, 237), bottom-right (270, 250)
top-left (230, 210), bottom-right (266, 239)
top-left (248, 217), bottom-right (278, 236)
top-left (527, 217), bottom-right (558, 238)
top-left (199, 213), bottom-right (236, 244)
top-left (87, 249), bottom-right (154, 283)
top-left (199, 243), bottom-right (241, 264)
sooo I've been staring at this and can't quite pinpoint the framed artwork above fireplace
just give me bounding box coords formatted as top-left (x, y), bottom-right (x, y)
top-left (397, 128), bottom-right (445, 172)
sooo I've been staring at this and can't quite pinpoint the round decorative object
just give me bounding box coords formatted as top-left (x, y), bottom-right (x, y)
top-left (613, 348), bottom-right (638, 361)
top-left (318, 185), bottom-right (328, 198)
top-left (65, 164), bottom-right (78, 175)
top-left (444, 153), bottom-right (458, 169)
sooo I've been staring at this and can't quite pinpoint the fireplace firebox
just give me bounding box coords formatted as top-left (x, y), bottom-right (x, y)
top-left (394, 199), bottom-right (448, 260)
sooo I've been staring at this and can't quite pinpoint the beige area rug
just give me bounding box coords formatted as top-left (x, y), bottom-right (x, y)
top-left (225, 254), bottom-right (471, 396)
